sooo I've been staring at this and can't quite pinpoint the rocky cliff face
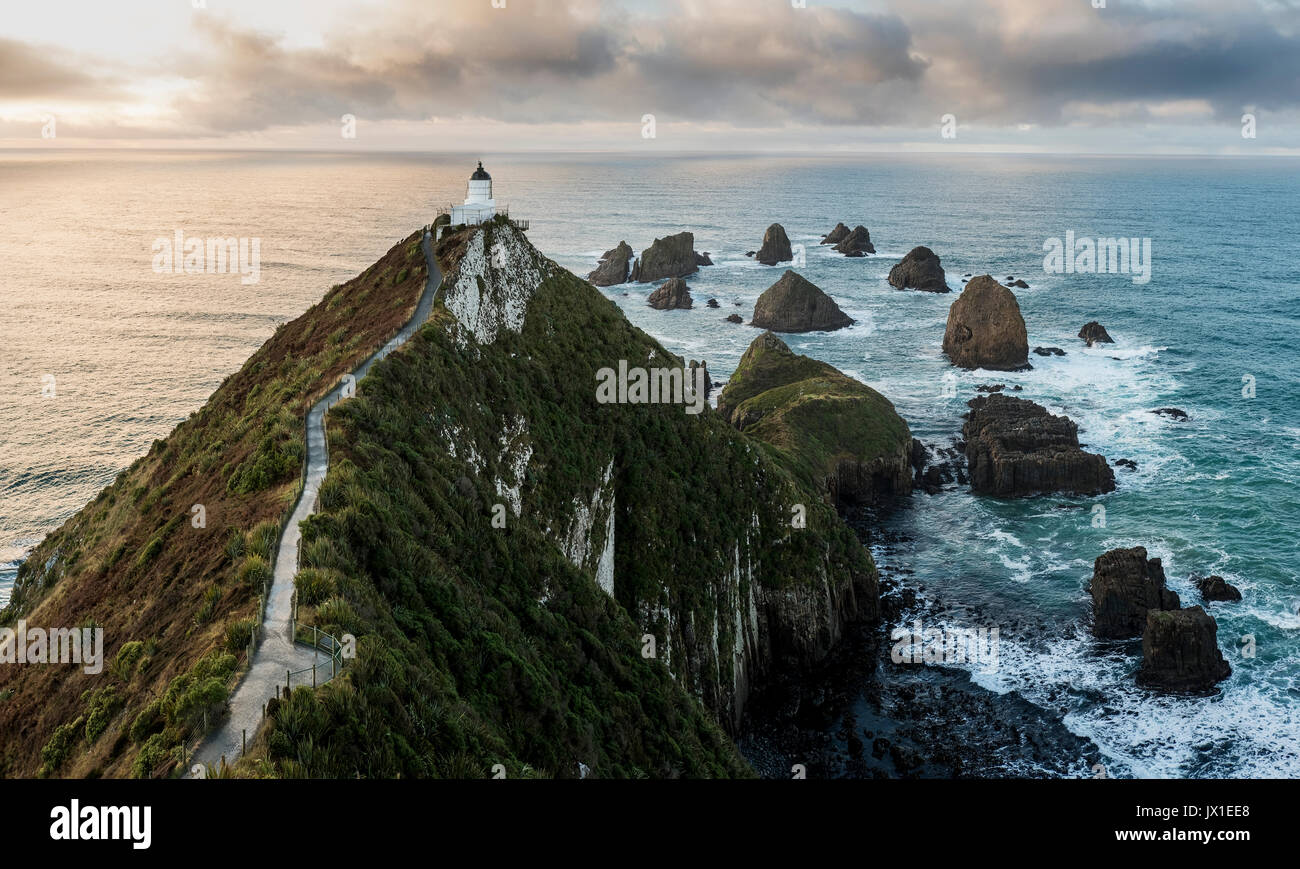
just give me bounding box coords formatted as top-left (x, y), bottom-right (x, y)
top-left (647, 277), bottom-right (693, 309)
top-left (751, 270), bottom-right (853, 333)
top-left (717, 332), bottom-right (913, 509)
top-left (943, 275), bottom-right (1030, 371)
top-left (964, 394), bottom-right (1116, 497)
top-left (1138, 606), bottom-right (1232, 692)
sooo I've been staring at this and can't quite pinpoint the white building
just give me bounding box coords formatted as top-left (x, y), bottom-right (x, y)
top-left (450, 161), bottom-right (496, 225)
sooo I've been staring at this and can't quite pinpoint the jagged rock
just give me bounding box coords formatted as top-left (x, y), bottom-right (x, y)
top-left (706, 298), bottom-right (720, 308)
top-left (696, 252), bottom-right (713, 266)
top-left (751, 270), bottom-right (853, 333)
top-left (1195, 575), bottom-right (1242, 602)
top-left (888, 246), bottom-right (949, 292)
top-left (717, 332), bottom-right (912, 508)
top-left (745, 251), bottom-right (757, 257)
top-left (1033, 346), bottom-right (1066, 357)
top-left (1089, 546), bottom-right (1180, 639)
top-left (943, 275), bottom-right (1030, 371)
top-left (1138, 606), bottom-right (1231, 691)
top-left (1010, 279), bottom-right (1029, 289)
top-left (725, 313), bottom-right (743, 323)
top-left (976, 384), bottom-right (1006, 393)
top-left (1079, 321), bottom-right (1113, 346)
top-left (1115, 458), bottom-right (1138, 471)
top-left (631, 231), bottom-right (705, 282)
top-left (909, 438), bottom-right (967, 494)
top-left (965, 394), bottom-right (1116, 497)
top-left (821, 223), bottom-right (851, 245)
top-left (647, 277), bottom-right (692, 310)
top-left (587, 241), bottom-right (633, 286)
top-left (688, 359), bottom-right (712, 400)
top-left (1152, 407), bottom-right (1189, 421)
top-left (834, 225), bottom-right (875, 257)
top-left (755, 224), bottom-right (793, 266)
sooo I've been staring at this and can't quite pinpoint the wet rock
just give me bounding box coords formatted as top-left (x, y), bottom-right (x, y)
top-left (755, 223), bottom-right (793, 266)
top-left (696, 252), bottom-right (713, 266)
top-left (821, 223), bottom-right (852, 245)
top-left (888, 246), bottom-right (949, 292)
top-left (647, 277), bottom-right (693, 310)
top-left (1033, 346), bottom-right (1066, 357)
top-left (706, 298), bottom-right (720, 308)
top-left (751, 270), bottom-right (853, 333)
top-left (587, 241), bottom-right (633, 286)
top-left (976, 384), bottom-right (1005, 393)
top-left (1010, 279), bottom-right (1029, 289)
top-left (1078, 321), bottom-right (1114, 346)
top-left (1152, 407), bottom-right (1189, 421)
top-left (834, 225), bottom-right (875, 257)
top-left (1090, 546), bottom-right (1180, 639)
top-left (725, 313), bottom-right (744, 324)
top-left (965, 394), bottom-right (1116, 497)
top-left (1114, 458), bottom-right (1138, 471)
top-left (631, 231), bottom-right (706, 282)
top-left (942, 275), bottom-right (1030, 371)
top-left (1195, 575), bottom-right (1242, 602)
top-left (1138, 606), bottom-right (1231, 692)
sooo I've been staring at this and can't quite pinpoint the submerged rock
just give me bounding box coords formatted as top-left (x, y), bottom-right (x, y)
top-left (834, 225), bottom-right (875, 257)
top-left (1089, 546), bottom-right (1180, 639)
top-left (755, 223), bottom-right (793, 266)
top-left (706, 298), bottom-right (720, 308)
top-left (717, 331), bottom-right (912, 508)
top-left (751, 270), bottom-right (854, 333)
top-left (647, 277), bottom-right (692, 310)
top-left (964, 394), bottom-right (1116, 498)
top-left (1010, 279), bottom-right (1029, 289)
top-left (888, 246), bottom-right (949, 292)
top-left (587, 241), bottom-right (633, 286)
top-left (631, 231), bottom-right (706, 282)
top-left (943, 275), bottom-right (1030, 371)
top-left (1033, 346), bottom-right (1066, 357)
top-left (725, 313), bottom-right (743, 324)
top-left (1079, 321), bottom-right (1114, 346)
top-left (1138, 606), bottom-right (1232, 692)
top-left (1152, 407), bottom-right (1189, 421)
top-left (1196, 575), bottom-right (1243, 602)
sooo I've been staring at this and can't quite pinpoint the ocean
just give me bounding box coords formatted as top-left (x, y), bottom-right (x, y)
top-left (2, 150), bottom-right (1297, 778)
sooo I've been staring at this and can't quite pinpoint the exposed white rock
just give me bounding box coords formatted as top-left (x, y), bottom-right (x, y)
top-left (442, 223), bottom-right (551, 345)
top-left (494, 414), bottom-right (532, 517)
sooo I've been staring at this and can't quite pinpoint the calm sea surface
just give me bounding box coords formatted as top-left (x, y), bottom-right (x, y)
top-left (2, 150), bottom-right (1297, 777)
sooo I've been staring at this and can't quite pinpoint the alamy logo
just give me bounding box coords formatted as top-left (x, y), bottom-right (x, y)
top-left (595, 361), bottom-right (708, 415)
top-left (50, 800), bottom-right (151, 850)
top-left (0, 620), bottom-right (104, 674)
top-left (1043, 231), bottom-right (1151, 284)
top-left (152, 230), bottom-right (261, 285)
top-left (891, 619), bottom-right (999, 673)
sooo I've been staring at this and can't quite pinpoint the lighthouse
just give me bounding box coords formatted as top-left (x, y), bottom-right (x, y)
top-left (451, 161), bottom-right (496, 225)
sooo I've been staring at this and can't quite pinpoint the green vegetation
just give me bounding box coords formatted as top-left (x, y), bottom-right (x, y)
top-left (249, 232), bottom-right (876, 778)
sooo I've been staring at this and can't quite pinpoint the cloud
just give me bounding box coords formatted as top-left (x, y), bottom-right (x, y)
top-left (1, 0), bottom-right (1297, 144)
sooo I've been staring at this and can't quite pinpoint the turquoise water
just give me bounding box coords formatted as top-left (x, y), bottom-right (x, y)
top-left (2, 151), bottom-right (1297, 777)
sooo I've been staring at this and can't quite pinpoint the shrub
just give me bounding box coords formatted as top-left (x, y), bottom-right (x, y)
top-left (110, 641), bottom-right (145, 681)
top-left (237, 555), bottom-right (271, 590)
top-left (225, 618), bottom-right (256, 654)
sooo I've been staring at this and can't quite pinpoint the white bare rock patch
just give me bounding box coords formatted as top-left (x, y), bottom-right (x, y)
top-left (559, 459), bottom-right (616, 595)
top-left (443, 223), bottom-right (551, 345)
top-left (494, 415), bottom-right (532, 518)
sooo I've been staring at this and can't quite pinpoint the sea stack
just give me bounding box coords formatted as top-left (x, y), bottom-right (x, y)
top-left (942, 275), bottom-right (1030, 371)
top-left (751, 270), bottom-right (854, 333)
top-left (647, 277), bottom-right (693, 310)
top-left (755, 223), bottom-right (793, 266)
top-left (588, 241), bottom-right (633, 286)
top-left (888, 246), bottom-right (949, 292)
top-left (1089, 546), bottom-right (1180, 639)
top-left (834, 225), bottom-right (875, 257)
top-left (631, 231), bottom-right (706, 282)
top-left (1138, 607), bottom-right (1232, 692)
top-left (964, 394), bottom-right (1117, 497)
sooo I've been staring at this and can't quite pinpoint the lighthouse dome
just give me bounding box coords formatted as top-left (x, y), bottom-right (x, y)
top-left (471, 161), bottom-right (491, 181)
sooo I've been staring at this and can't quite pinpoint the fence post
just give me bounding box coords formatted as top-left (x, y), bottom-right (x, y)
top-left (287, 670), bottom-right (291, 692)
top-left (242, 729), bottom-right (246, 755)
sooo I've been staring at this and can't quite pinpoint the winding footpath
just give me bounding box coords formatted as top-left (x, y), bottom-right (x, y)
top-left (188, 234), bottom-right (443, 776)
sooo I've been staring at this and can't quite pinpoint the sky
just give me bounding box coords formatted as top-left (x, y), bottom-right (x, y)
top-left (1, 0), bottom-right (1298, 153)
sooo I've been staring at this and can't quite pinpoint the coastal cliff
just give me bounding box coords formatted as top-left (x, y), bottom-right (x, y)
top-left (2, 219), bottom-right (882, 778)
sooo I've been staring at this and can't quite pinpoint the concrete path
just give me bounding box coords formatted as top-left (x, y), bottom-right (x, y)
top-left (188, 234), bottom-right (442, 776)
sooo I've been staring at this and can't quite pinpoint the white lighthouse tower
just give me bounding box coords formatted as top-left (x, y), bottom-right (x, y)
top-left (451, 161), bottom-right (496, 225)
